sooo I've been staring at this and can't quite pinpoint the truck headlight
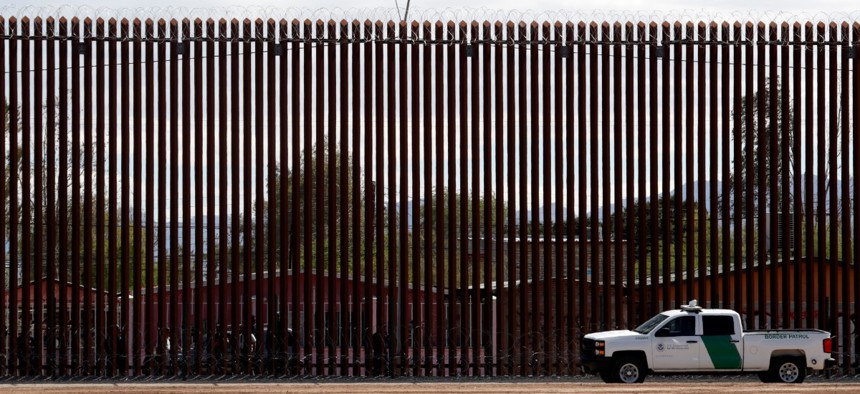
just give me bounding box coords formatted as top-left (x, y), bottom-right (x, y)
top-left (594, 341), bottom-right (605, 356)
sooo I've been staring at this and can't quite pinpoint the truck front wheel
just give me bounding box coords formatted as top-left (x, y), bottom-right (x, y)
top-left (768, 356), bottom-right (806, 384)
top-left (612, 355), bottom-right (646, 384)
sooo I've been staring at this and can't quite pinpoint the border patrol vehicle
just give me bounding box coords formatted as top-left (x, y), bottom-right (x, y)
top-left (581, 300), bottom-right (835, 383)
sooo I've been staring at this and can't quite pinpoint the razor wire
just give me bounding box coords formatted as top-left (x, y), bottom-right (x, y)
top-left (1, 324), bottom-right (587, 378)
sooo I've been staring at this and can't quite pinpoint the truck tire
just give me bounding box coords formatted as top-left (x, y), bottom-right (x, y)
top-left (613, 355), bottom-right (646, 384)
top-left (769, 356), bottom-right (806, 384)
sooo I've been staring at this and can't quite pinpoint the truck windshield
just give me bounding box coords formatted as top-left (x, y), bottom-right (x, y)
top-left (633, 313), bottom-right (669, 334)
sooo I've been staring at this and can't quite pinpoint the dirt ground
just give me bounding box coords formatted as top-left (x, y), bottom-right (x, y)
top-left (3, 380), bottom-right (860, 394)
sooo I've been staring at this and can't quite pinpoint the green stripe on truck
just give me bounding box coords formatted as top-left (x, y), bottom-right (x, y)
top-left (701, 336), bottom-right (742, 369)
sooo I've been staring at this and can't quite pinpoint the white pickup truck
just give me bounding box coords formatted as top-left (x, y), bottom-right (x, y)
top-left (581, 301), bottom-right (835, 383)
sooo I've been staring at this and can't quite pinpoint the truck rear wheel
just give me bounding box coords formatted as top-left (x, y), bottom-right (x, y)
top-left (613, 355), bottom-right (646, 384)
top-left (768, 356), bottom-right (806, 384)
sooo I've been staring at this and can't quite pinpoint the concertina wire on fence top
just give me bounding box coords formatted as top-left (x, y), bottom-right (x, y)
top-left (0, 14), bottom-right (859, 378)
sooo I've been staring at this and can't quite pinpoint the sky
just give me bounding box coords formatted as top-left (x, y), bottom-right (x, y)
top-left (3, 0), bottom-right (857, 11)
top-left (3, 1), bottom-right (859, 20)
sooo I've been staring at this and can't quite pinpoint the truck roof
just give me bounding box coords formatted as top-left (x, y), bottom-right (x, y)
top-left (662, 308), bottom-right (739, 317)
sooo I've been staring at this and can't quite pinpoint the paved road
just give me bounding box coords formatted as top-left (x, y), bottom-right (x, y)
top-left (3, 380), bottom-right (860, 393)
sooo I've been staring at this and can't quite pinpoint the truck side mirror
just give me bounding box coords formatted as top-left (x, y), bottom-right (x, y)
top-left (655, 327), bottom-right (670, 337)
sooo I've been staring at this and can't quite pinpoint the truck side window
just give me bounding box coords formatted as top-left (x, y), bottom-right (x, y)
top-left (663, 316), bottom-right (695, 336)
top-left (702, 315), bottom-right (736, 336)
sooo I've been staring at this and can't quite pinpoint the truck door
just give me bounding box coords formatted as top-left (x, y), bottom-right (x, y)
top-left (651, 315), bottom-right (700, 370)
top-left (700, 314), bottom-right (742, 370)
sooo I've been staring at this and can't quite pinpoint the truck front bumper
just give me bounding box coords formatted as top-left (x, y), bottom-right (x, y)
top-left (581, 357), bottom-right (611, 374)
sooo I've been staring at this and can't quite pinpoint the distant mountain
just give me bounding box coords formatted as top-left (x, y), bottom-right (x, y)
top-left (658, 180), bottom-right (724, 215)
top-left (511, 174), bottom-right (854, 224)
top-left (514, 203), bottom-right (567, 225)
top-left (511, 181), bottom-right (724, 224)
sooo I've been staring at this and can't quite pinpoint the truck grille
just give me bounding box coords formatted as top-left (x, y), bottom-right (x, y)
top-left (582, 338), bottom-right (596, 360)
